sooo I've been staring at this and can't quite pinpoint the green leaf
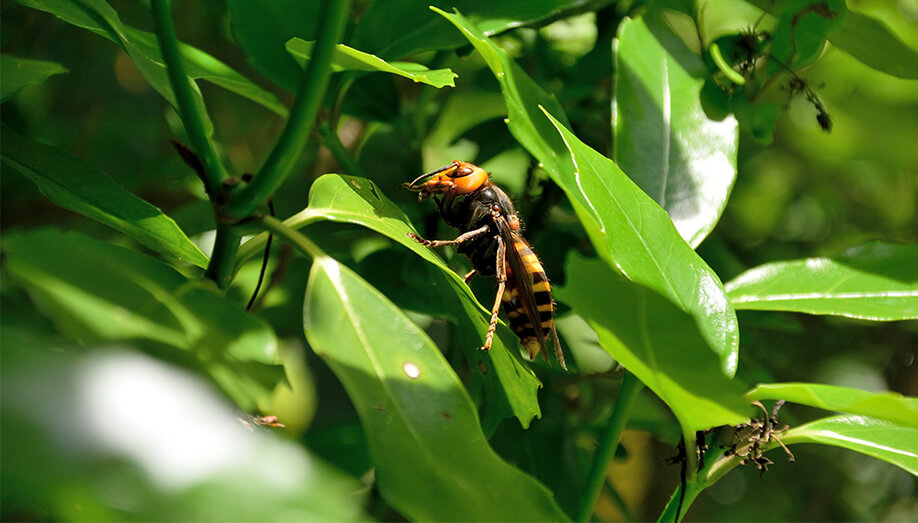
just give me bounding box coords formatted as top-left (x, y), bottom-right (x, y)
top-left (2, 230), bottom-right (283, 409)
top-left (746, 383), bottom-right (918, 429)
top-left (0, 125), bottom-right (209, 268)
top-left (19, 0), bottom-right (287, 124)
top-left (782, 415), bottom-right (918, 475)
top-left (304, 255), bottom-right (568, 521)
top-left (828, 10), bottom-right (918, 79)
top-left (226, 0), bottom-right (320, 91)
top-left (238, 174), bottom-right (544, 429)
top-left (2, 346), bottom-right (362, 521)
top-left (0, 54), bottom-right (67, 101)
top-left (435, 8), bottom-right (740, 376)
top-left (556, 255), bottom-right (750, 432)
top-left (286, 38), bottom-right (457, 88)
top-left (768, 0), bottom-right (847, 75)
top-left (725, 242), bottom-right (918, 320)
top-left (613, 15), bottom-right (738, 248)
top-left (743, 0), bottom-right (918, 78)
top-left (354, 0), bottom-right (615, 59)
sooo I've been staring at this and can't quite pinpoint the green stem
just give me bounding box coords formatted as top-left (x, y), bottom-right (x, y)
top-left (657, 480), bottom-right (702, 523)
top-left (204, 223), bottom-right (240, 289)
top-left (226, 0), bottom-right (350, 218)
top-left (150, 0), bottom-right (228, 189)
top-left (319, 122), bottom-right (366, 178)
top-left (234, 208), bottom-right (321, 273)
top-left (260, 215), bottom-right (324, 260)
top-left (576, 371), bottom-right (644, 522)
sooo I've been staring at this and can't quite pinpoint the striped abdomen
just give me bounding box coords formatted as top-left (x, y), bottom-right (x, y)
top-left (502, 236), bottom-right (554, 360)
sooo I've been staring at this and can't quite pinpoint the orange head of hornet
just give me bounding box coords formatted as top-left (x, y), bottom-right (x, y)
top-left (402, 161), bottom-right (490, 201)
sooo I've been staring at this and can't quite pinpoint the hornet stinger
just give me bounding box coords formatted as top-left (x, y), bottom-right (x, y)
top-left (403, 161), bottom-right (567, 370)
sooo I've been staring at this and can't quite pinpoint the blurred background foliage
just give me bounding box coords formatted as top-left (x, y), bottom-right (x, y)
top-left (2, 0), bottom-right (916, 521)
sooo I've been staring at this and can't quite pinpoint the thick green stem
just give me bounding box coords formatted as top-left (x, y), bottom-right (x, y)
top-left (576, 371), bottom-right (644, 522)
top-left (226, 0), bottom-right (350, 218)
top-left (260, 216), bottom-right (324, 260)
top-left (150, 0), bottom-right (228, 189)
top-left (204, 223), bottom-right (240, 289)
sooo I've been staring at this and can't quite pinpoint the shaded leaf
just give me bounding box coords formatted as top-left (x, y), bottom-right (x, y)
top-left (436, 8), bottom-right (740, 376)
top-left (744, 0), bottom-right (918, 78)
top-left (303, 255), bottom-right (568, 521)
top-left (747, 382), bottom-right (918, 429)
top-left (0, 54), bottom-right (67, 101)
top-left (286, 38), bottom-right (457, 88)
top-left (2, 230), bottom-right (283, 409)
top-left (19, 0), bottom-right (287, 125)
top-left (354, 0), bottom-right (615, 60)
top-left (237, 174), bottom-right (543, 429)
top-left (767, 0), bottom-right (847, 75)
top-left (726, 242), bottom-right (918, 320)
top-left (0, 125), bottom-right (209, 268)
top-left (613, 15), bottom-right (738, 248)
top-left (556, 254), bottom-right (750, 432)
top-left (226, 0), bottom-right (319, 91)
top-left (2, 347), bottom-right (362, 521)
top-left (782, 415), bottom-right (918, 475)
top-left (828, 10), bottom-right (918, 79)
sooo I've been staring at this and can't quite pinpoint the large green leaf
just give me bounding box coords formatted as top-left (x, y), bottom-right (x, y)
top-left (556, 255), bottom-right (750, 432)
top-left (743, 0), bottom-right (918, 79)
top-left (18, 0), bottom-right (287, 124)
top-left (725, 242), bottom-right (918, 320)
top-left (238, 174), bottom-right (543, 429)
top-left (286, 38), bottom-right (457, 88)
top-left (304, 255), bottom-right (568, 521)
top-left (1, 126), bottom-right (209, 268)
top-left (435, 8), bottom-right (740, 376)
top-left (613, 16), bottom-right (738, 248)
top-left (782, 415), bottom-right (918, 476)
top-left (2, 230), bottom-right (283, 410)
top-left (354, 0), bottom-right (615, 59)
top-left (746, 383), bottom-right (918, 429)
top-left (0, 54), bottom-right (67, 101)
top-left (1, 345), bottom-right (363, 521)
top-left (226, 0), bottom-right (320, 92)
top-left (767, 0), bottom-right (847, 75)
top-left (828, 10), bottom-right (918, 79)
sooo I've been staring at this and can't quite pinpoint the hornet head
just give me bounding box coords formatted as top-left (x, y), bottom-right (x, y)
top-left (402, 161), bottom-right (490, 201)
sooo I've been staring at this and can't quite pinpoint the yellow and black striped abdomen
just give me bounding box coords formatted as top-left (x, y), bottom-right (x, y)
top-left (502, 237), bottom-right (554, 360)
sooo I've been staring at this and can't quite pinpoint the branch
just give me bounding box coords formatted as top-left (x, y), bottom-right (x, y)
top-left (225, 0), bottom-right (351, 218)
top-left (150, 0), bottom-right (228, 190)
top-left (576, 371), bottom-right (644, 521)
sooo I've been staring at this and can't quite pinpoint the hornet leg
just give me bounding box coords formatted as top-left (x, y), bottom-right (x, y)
top-left (408, 225), bottom-right (489, 248)
top-left (483, 234), bottom-right (507, 352)
top-left (462, 269), bottom-right (477, 283)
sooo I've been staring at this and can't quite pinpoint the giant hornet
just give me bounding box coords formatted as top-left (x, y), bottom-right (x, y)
top-left (403, 161), bottom-right (567, 370)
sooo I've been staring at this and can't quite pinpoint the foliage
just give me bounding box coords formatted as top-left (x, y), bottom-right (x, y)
top-left (2, 0), bottom-right (916, 521)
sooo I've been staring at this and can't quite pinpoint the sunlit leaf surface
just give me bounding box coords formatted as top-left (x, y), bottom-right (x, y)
top-left (557, 255), bottom-right (750, 431)
top-left (304, 256), bottom-right (569, 521)
top-left (783, 415), bottom-right (918, 475)
top-left (286, 39), bottom-right (457, 88)
top-left (726, 242), bottom-right (918, 320)
top-left (747, 382), bottom-right (918, 429)
top-left (613, 16), bottom-right (738, 248)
